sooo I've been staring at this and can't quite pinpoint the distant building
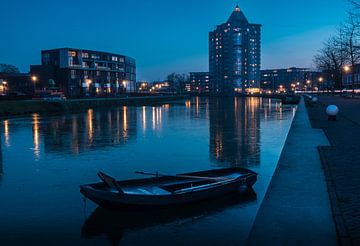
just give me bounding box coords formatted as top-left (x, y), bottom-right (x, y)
top-left (260, 67), bottom-right (322, 92)
top-left (209, 5), bottom-right (261, 95)
top-left (0, 73), bottom-right (32, 95)
top-left (189, 72), bottom-right (210, 93)
top-left (150, 81), bottom-right (171, 93)
top-left (136, 82), bottom-right (150, 92)
top-left (342, 64), bottom-right (360, 89)
top-left (30, 48), bottom-right (136, 98)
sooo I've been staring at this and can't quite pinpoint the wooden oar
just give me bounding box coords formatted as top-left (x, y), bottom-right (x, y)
top-left (135, 171), bottom-right (234, 182)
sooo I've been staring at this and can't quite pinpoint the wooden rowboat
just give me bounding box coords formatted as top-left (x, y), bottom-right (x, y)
top-left (80, 167), bottom-right (257, 209)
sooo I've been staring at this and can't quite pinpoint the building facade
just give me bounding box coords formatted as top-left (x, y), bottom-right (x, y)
top-left (30, 48), bottom-right (136, 98)
top-left (209, 5), bottom-right (261, 95)
top-left (0, 73), bottom-right (33, 95)
top-left (189, 72), bottom-right (210, 93)
top-left (342, 64), bottom-right (360, 89)
top-left (260, 67), bottom-right (322, 92)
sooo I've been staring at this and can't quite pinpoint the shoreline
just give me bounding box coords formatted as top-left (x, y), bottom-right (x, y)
top-left (0, 95), bottom-right (190, 118)
top-left (247, 98), bottom-right (337, 245)
top-left (0, 94), bottom-right (293, 119)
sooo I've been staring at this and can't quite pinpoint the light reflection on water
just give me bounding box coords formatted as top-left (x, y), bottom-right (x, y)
top-left (0, 97), bottom-right (295, 245)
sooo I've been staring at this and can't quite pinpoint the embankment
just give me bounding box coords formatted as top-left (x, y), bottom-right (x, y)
top-left (0, 95), bottom-right (189, 117)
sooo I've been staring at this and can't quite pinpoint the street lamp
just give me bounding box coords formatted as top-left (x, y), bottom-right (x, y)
top-left (122, 80), bottom-right (127, 94)
top-left (343, 65), bottom-right (351, 73)
top-left (318, 77), bottom-right (324, 93)
top-left (2, 81), bottom-right (7, 94)
top-left (306, 80), bottom-right (312, 92)
top-left (343, 65), bottom-right (355, 97)
top-left (32, 76), bottom-right (38, 92)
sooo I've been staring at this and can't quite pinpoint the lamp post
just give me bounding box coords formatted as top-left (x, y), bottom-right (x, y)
top-left (2, 81), bottom-right (7, 94)
top-left (122, 80), bottom-right (127, 94)
top-left (306, 80), bottom-right (312, 92)
top-left (31, 76), bottom-right (38, 93)
top-left (343, 65), bottom-right (354, 97)
top-left (318, 77), bottom-right (324, 93)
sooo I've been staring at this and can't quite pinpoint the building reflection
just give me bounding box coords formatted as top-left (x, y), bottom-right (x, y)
top-left (42, 107), bottom-right (137, 155)
top-left (32, 114), bottom-right (41, 159)
top-left (141, 106), bottom-right (146, 133)
top-left (4, 120), bottom-right (10, 147)
top-left (209, 97), bottom-right (261, 166)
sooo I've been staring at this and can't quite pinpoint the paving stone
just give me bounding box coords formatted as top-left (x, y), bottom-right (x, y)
top-left (307, 95), bottom-right (360, 246)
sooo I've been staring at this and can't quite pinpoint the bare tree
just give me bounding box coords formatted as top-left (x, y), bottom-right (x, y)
top-left (313, 32), bottom-right (346, 90)
top-left (166, 73), bottom-right (189, 93)
top-left (0, 64), bottom-right (20, 73)
top-left (350, 0), bottom-right (360, 8)
top-left (342, 11), bottom-right (360, 96)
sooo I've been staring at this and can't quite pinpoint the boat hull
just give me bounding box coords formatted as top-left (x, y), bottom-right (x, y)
top-left (80, 168), bottom-right (257, 209)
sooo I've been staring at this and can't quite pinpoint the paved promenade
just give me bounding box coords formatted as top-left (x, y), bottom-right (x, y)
top-left (306, 96), bottom-right (360, 245)
top-left (246, 99), bottom-right (337, 245)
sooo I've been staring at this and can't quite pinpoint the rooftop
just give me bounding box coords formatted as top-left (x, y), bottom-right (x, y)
top-left (227, 5), bottom-right (248, 24)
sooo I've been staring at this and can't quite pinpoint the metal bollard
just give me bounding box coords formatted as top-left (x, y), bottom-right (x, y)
top-left (326, 105), bottom-right (339, 121)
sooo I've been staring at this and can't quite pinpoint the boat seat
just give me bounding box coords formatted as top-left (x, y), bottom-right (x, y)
top-left (223, 173), bottom-right (242, 179)
top-left (122, 186), bottom-right (171, 195)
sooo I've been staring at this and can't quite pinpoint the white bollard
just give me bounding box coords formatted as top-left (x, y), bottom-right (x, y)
top-left (326, 105), bottom-right (339, 121)
top-left (312, 97), bottom-right (318, 103)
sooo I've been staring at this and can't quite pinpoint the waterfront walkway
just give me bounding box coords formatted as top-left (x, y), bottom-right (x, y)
top-left (306, 96), bottom-right (360, 245)
top-left (246, 99), bottom-right (337, 245)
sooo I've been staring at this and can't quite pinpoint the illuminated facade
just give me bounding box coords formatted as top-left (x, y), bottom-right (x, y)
top-left (30, 48), bottom-right (136, 98)
top-left (0, 73), bottom-right (32, 95)
top-left (260, 67), bottom-right (322, 91)
top-left (342, 64), bottom-right (360, 88)
top-left (209, 5), bottom-right (261, 95)
top-left (189, 72), bottom-right (210, 93)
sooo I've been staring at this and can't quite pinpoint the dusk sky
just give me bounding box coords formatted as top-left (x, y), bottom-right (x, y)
top-left (1, 0), bottom-right (348, 81)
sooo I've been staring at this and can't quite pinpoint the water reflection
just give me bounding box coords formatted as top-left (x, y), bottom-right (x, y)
top-left (4, 120), bottom-right (10, 147)
top-left (0, 97), bottom-right (296, 245)
top-left (32, 114), bottom-right (41, 159)
top-left (142, 106), bottom-right (146, 132)
top-left (82, 189), bottom-right (257, 246)
top-left (42, 108), bottom-right (137, 155)
top-left (209, 97), bottom-right (261, 166)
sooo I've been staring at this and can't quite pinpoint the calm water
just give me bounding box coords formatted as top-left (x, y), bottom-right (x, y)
top-left (0, 97), bottom-right (296, 245)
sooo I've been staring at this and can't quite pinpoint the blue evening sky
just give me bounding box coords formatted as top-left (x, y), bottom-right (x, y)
top-left (0, 0), bottom-right (349, 81)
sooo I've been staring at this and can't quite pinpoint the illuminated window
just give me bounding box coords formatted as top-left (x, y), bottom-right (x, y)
top-left (91, 54), bottom-right (100, 59)
top-left (69, 51), bottom-right (77, 57)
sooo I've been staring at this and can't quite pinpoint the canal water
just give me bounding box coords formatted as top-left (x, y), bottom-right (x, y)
top-left (0, 97), bottom-right (296, 245)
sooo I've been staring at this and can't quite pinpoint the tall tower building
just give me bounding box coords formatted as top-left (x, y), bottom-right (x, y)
top-left (209, 5), bottom-right (261, 95)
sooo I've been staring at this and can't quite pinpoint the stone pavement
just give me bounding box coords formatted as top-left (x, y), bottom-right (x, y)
top-left (306, 95), bottom-right (360, 246)
top-left (246, 99), bottom-right (337, 246)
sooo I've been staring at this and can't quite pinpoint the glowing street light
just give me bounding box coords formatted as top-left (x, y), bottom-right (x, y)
top-left (318, 77), bottom-right (324, 93)
top-left (86, 79), bottom-right (92, 87)
top-left (343, 65), bottom-right (351, 73)
top-left (32, 76), bottom-right (38, 92)
top-left (2, 81), bottom-right (7, 94)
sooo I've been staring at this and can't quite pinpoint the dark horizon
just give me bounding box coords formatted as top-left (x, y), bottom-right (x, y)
top-left (1, 0), bottom-right (347, 81)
